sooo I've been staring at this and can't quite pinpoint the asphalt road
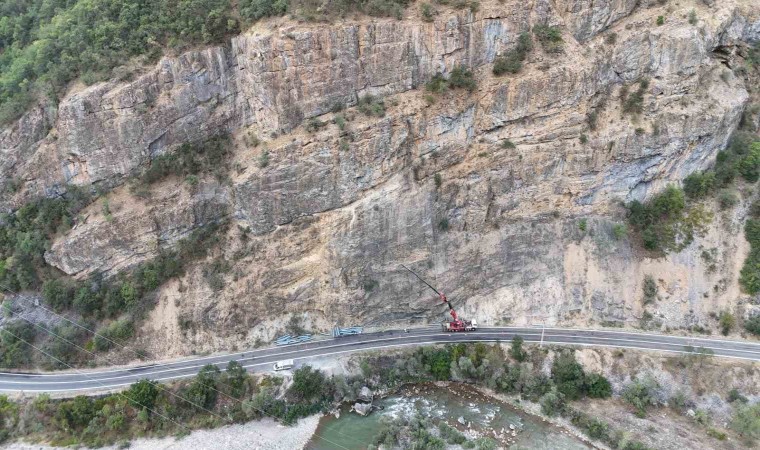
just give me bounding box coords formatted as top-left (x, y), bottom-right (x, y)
top-left (1, 327), bottom-right (759, 393)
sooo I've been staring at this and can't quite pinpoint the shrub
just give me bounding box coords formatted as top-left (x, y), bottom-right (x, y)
top-left (240, 0), bottom-right (288, 21)
top-left (656, 15), bottom-right (665, 26)
top-left (579, 134), bottom-right (588, 144)
top-left (42, 279), bottom-right (76, 312)
top-left (682, 171), bottom-right (715, 198)
top-left (421, 3), bottom-right (435, 21)
top-left (533, 25), bottom-right (564, 54)
top-left (493, 33), bottom-right (532, 76)
top-left (540, 389), bottom-right (566, 416)
top-left (728, 388), bottom-right (749, 404)
top-left (744, 314), bottom-right (760, 336)
top-left (510, 335), bottom-right (527, 362)
top-left (622, 79), bottom-right (648, 115)
top-left (732, 403), bottom-right (760, 443)
top-left (718, 311), bottom-right (735, 336)
top-left (622, 377), bottom-right (658, 417)
top-left (357, 95), bottom-right (386, 117)
top-left (740, 219), bottom-right (760, 294)
top-left (612, 223), bottom-right (627, 240)
top-left (55, 396), bottom-right (95, 432)
top-left (223, 360), bottom-right (249, 398)
top-left (688, 10), bottom-right (697, 25)
top-left (126, 380), bottom-right (160, 410)
top-left (578, 219), bottom-right (587, 232)
top-left (551, 351), bottom-right (586, 400)
top-left (501, 139), bottom-right (516, 149)
top-left (0, 321), bottom-right (37, 368)
top-left (258, 150), bottom-right (270, 168)
top-left (185, 364), bottom-right (220, 410)
top-left (140, 135), bottom-right (232, 185)
top-left (627, 185), bottom-right (710, 252)
top-left (289, 366), bottom-right (331, 403)
top-left (718, 189), bottom-right (739, 210)
top-left (434, 173), bottom-right (443, 187)
top-left (642, 275), bottom-right (657, 304)
top-left (427, 66), bottom-right (476, 93)
top-left (93, 319), bottom-right (134, 352)
top-left (585, 373), bottom-right (612, 398)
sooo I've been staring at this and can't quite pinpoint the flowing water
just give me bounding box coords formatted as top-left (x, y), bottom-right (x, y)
top-left (305, 383), bottom-right (591, 449)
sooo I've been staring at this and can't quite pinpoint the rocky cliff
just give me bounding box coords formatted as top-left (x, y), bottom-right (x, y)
top-left (2, 0), bottom-right (759, 356)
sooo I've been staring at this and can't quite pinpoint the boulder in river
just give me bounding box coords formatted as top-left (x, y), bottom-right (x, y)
top-left (359, 386), bottom-right (373, 402)
top-left (353, 402), bottom-right (373, 416)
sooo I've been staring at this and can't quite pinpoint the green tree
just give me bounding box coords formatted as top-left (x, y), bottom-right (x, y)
top-left (551, 351), bottom-right (586, 400)
top-left (510, 335), bottom-right (527, 362)
top-left (223, 360), bottom-right (249, 398)
top-left (622, 377), bottom-right (658, 417)
top-left (585, 373), bottom-right (612, 398)
top-left (126, 379), bottom-right (159, 411)
top-left (185, 364), bottom-right (220, 410)
top-left (732, 403), bottom-right (760, 443)
top-left (55, 396), bottom-right (95, 432)
top-left (42, 279), bottom-right (75, 311)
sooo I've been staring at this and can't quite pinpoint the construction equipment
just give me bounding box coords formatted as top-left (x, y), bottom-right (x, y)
top-left (400, 264), bottom-right (478, 332)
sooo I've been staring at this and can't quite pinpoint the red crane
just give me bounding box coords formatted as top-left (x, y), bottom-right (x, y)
top-left (400, 264), bottom-right (477, 332)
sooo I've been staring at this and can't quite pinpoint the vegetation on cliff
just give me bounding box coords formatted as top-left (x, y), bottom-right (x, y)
top-left (0, 133), bottom-right (234, 369)
top-left (0, 0), bottom-right (418, 126)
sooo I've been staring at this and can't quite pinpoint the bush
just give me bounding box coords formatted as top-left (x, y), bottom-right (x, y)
top-left (585, 373), bottom-right (612, 398)
top-left (55, 396), bottom-right (95, 432)
top-left (139, 135), bottom-right (232, 185)
top-left (426, 66), bottom-right (476, 93)
top-left (93, 319), bottom-right (135, 351)
top-left (718, 189), bottom-right (739, 210)
top-left (622, 377), bottom-right (658, 417)
top-left (126, 380), bottom-right (160, 410)
top-left (656, 15), bottom-right (665, 25)
top-left (540, 389), bottom-right (566, 416)
top-left (533, 25), bottom-right (563, 54)
top-left (740, 220), bottom-right (760, 294)
top-left (682, 172), bottom-right (715, 199)
top-left (42, 279), bottom-right (77, 312)
top-left (732, 403), bottom-right (760, 443)
top-left (288, 366), bottom-right (331, 403)
top-left (718, 311), bottom-right (735, 336)
top-left (622, 79), bottom-right (648, 115)
top-left (744, 314), bottom-right (760, 336)
top-left (357, 95), bottom-right (386, 117)
top-left (642, 275), bottom-right (657, 304)
top-left (185, 364), bottom-right (220, 410)
top-left (0, 321), bottom-right (37, 368)
top-left (510, 335), bottom-right (527, 362)
top-left (223, 360), bottom-right (249, 398)
top-left (493, 33), bottom-right (532, 75)
top-left (627, 185), bottom-right (710, 252)
top-left (419, 347), bottom-right (452, 380)
top-left (612, 223), bottom-right (627, 240)
top-left (551, 351), bottom-right (586, 400)
top-left (421, 3), bottom-right (435, 21)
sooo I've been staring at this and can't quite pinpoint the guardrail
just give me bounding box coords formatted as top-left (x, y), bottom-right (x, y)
top-left (333, 326), bottom-right (363, 337)
top-left (274, 334), bottom-right (313, 346)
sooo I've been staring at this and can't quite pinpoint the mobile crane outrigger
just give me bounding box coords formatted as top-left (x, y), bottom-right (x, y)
top-left (400, 264), bottom-right (478, 332)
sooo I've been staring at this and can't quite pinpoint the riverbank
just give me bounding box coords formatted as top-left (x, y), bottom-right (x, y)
top-left (3, 415), bottom-right (321, 450)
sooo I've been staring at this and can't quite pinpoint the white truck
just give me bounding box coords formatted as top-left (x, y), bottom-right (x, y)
top-left (273, 359), bottom-right (295, 371)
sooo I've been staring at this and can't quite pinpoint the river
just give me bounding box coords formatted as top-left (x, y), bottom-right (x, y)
top-left (305, 383), bottom-right (591, 449)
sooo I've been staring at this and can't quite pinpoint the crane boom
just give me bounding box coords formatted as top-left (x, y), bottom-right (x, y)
top-left (400, 264), bottom-right (458, 320)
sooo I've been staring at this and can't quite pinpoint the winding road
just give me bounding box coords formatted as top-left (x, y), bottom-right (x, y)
top-left (1, 327), bottom-right (759, 394)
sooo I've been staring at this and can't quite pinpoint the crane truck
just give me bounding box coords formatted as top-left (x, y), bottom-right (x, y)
top-left (401, 264), bottom-right (478, 332)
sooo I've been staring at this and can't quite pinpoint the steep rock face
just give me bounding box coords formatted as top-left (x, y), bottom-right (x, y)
top-left (2, 0), bottom-right (759, 356)
top-left (44, 182), bottom-right (230, 277)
